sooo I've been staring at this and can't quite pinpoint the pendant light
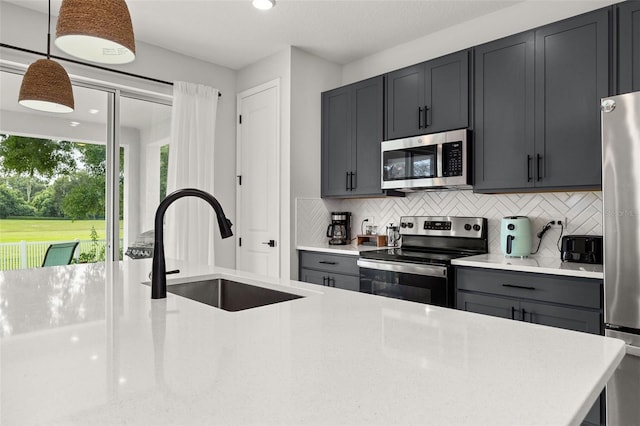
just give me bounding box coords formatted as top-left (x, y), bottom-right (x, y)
top-left (18, 0), bottom-right (74, 113)
top-left (55, 0), bottom-right (136, 65)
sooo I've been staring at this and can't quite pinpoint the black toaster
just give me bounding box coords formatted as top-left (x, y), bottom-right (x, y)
top-left (561, 235), bottom-right (603, 264)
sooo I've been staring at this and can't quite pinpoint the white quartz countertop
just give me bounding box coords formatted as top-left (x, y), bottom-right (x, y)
top-left (297, 243), bottom-right (384, 255)
top-left (0, 260), bottom-right (623, 425)
top-left (452, 254), bottom-right (604, 279)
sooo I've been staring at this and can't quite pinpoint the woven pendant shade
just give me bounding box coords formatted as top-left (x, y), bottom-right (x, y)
top-left (18, 59), bottom-right (74, 113)
top-left (55, 0), bottom-right (136, 64)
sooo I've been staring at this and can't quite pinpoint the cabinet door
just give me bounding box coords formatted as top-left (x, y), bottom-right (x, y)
top-left (300, 268), bottom-right (329, 286)
top-left (385, 64), bottom-right (425, 140)
top-left (424, 50), bottom-right (469, 134)
top-left (351, 76), bottom-right (384, 196)
top-left (457, 292), bottom-right (520, 320)
top-left (618, 0), bottom-right (640, 94)
top-left (534, 8), bottom-right (610, 189)
top-left (298, 268), bottom-right (360, 292)
top-left (522, 300), bottom-right (603, 425)
top-left (474, 32), bottom-right (535, 191)
top-left (521, 301), bottom-right (602, 335)
top-left (329, 274), bottom-right (360, 292)
top-left (321, 86), bottom-right (352, 197)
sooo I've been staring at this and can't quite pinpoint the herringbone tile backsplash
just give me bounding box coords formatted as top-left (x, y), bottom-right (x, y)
top-left (296, 191), bottom-right (603, 258)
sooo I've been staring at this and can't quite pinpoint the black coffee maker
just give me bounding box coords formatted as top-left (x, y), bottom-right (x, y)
top-left (327, 212), bottom-right (351, 245)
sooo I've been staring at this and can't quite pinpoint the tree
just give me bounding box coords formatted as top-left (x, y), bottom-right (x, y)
top-left (0, 136), bottom-right (75, 202)
top-left (2, 175), bottom-right (47, 203)
top-left (0, 184), bottom-right (35, 218)
top-left (160, 144), bottom-right (169, 200)
top-left (31, 187), bottom-right (62, 217)
top-left (77, 143), bottom-right (106, 175)
top-left (61, 173), bottom-right (105, 220)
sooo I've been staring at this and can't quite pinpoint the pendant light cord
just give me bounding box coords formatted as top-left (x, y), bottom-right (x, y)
top-left (46, 0), bottom-right (51, 59)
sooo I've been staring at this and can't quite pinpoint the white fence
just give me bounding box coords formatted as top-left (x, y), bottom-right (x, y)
top-left (0, 239), bottom-right (111, 270)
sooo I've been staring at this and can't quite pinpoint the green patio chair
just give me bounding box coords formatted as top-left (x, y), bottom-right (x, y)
top-left (41, 242), bottom-right (79, 267)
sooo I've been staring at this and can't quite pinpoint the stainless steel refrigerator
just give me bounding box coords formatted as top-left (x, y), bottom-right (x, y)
top-left (601, 91), bottom-right (640, 425)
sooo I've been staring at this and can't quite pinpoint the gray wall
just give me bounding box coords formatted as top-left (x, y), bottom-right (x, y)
top-left (342, 0), bottom-right (620, 84)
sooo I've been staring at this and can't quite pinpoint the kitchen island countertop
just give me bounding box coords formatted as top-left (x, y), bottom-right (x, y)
top-left (0, 260), bottom-right (623, 425)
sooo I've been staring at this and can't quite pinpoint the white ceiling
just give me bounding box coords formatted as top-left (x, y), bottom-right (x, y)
top-left (6, 0), bottom-right (524, 70)
top-left (0, 71), bottom-right (171, 137)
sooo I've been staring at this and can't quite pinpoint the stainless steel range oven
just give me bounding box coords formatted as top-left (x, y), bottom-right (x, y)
top-left (357, 216), bottom-right (488, 308)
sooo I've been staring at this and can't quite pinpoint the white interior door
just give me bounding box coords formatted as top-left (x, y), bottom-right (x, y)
top-left (236, 80), bottom-right (280, 277)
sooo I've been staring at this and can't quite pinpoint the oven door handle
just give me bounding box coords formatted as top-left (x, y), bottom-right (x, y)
top-left (357, 259), bottom-right (447, 278)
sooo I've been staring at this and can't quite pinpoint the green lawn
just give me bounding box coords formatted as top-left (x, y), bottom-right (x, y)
top-left (0, 219), bottom-right (123, 243)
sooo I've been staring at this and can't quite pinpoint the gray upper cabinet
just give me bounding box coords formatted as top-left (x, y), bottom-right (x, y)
top-left (352, 79), bottom-right (385, 196)
top-left (618, 0), bottom-right (640, 94)
top-left (534, 8), bottom-right (609, 189)
top-left (385, 50), bottom-right (469, 140)
top-left (321, 86), bottom-right (351, 197)
top-left (321, 76), bottom-right (386, 198)
top-left (426, 53), bottom-right (469, 134)
top-left (474, 8), bottom-right (610, 192)
top-left (474, 32), bottom-right (535, 191)
top-left (385, 64), bottom-right (424, 140)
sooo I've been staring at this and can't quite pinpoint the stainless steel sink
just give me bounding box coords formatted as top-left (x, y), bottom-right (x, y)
top-left (158, 278), bottom-right (303, 311)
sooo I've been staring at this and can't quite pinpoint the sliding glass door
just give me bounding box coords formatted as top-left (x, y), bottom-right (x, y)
top-left (0, 69), bottom-right (171, 270)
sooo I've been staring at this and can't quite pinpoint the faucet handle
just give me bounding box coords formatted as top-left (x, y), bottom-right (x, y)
top-left (148, 269), bottom-right (180, 280)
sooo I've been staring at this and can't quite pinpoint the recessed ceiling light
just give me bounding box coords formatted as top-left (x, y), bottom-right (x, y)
top-left (253, 0), bottom-right (275, 10)
top-left (88, 109), bottom-right (99, 114)
top-left (70, 121), bottom-right (80, 127)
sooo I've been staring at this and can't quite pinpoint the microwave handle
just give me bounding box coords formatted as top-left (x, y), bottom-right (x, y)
top-left (437, 142), bottom-right (443, 178)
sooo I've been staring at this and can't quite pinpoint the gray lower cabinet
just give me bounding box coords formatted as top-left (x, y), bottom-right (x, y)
top-left (618, 0), bottom-right (640, 94)
top-left (298, 251), bottom-right (360, 292)
top-left (474, 7), bottom-right (609, 192)
top-left (456, 266), bottom-right (604, 425)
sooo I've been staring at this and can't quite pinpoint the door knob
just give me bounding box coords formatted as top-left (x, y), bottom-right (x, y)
top-left (262, 240), bottom-right (276, 247)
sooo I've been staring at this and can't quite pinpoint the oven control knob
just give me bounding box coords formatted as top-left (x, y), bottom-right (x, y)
top-left (473, 224), bottom-right (481, 231)
top-left (407, 222), bottom-right (414, 228)
top-left (464, 224), bottom-right (472, 231)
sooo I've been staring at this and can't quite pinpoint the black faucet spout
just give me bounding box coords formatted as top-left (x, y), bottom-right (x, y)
top-left (151, 188), bottom-right (233, 299)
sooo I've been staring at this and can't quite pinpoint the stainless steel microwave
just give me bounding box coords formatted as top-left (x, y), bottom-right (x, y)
top-left (381, 128), bottom-right (471, 191)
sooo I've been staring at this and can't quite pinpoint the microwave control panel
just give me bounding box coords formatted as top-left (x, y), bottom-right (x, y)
top-left (442, 141), bottom-right (463, 177)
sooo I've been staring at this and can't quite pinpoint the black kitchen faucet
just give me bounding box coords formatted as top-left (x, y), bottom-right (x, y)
top-left (151, 188), bottom-right (233, 299)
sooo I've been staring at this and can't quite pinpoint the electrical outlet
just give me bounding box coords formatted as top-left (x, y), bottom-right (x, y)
top-left (551, 217), bottom-right (567, 227)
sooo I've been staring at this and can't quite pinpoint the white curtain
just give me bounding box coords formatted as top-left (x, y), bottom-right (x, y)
top-left (164, 81), bottom-right (219, 265)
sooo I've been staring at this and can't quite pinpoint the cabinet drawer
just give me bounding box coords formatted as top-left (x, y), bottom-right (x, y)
top-left (299, 268), bottom-right (360, 292)
top-left (456, 267), bottom-right (602, 309)
top-left (299, 251), bottom-right (359, 275)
